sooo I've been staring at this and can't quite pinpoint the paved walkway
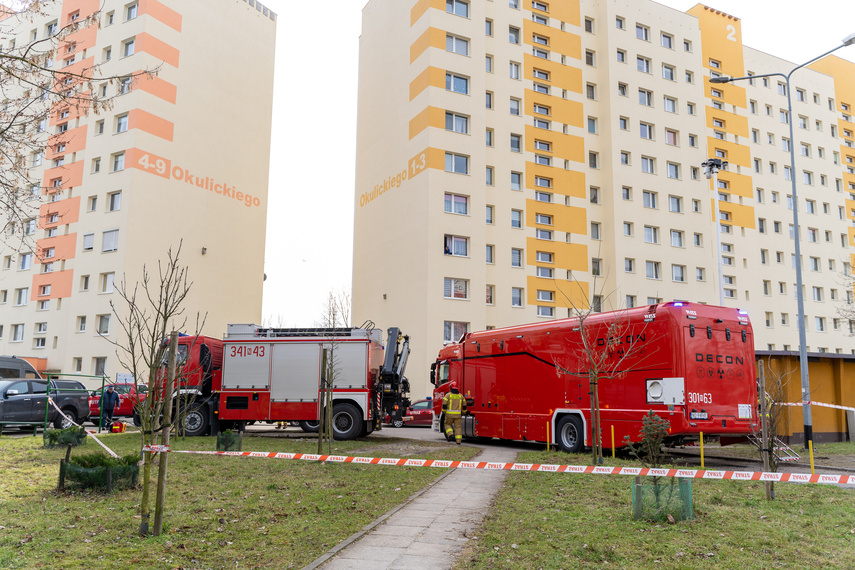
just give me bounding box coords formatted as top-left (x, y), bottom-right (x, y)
top-left (307, 444), bottom-right (518, 570)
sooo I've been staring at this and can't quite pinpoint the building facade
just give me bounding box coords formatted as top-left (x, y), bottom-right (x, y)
top-left (0, 0), bottom-right (276, 377)
top-left (353, 0), bottom-right (855, 399)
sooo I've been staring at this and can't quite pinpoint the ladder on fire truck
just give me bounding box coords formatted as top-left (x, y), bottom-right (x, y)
top-left (746, 434), bottom-right (801, 463)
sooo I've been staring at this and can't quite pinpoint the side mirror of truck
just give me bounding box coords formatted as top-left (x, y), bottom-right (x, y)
top-left (429, 363), bottom-right (436, 385)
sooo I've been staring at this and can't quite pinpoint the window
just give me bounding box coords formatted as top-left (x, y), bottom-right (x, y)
top-left (485, 18), bottom-right (493, 35)
top-left (623, 222), bottom-right (633, 236)
top-left (126, 2), bottom-right (138, 20)
top-left (12, 324), bottom-right (24, 342)
top-left (696, 268), bottom-right (705, 281)
top-left (683, 39), bottom-right (692, 51)
top-left (122, 38), bottom-right (135, 57)
top-left (446, 34), bottom-right (469, 56)
top-left (83, 233), bottom-right (94, 252)
top-left (485, 55), bottom-right (493, 72)
top-left (509, 26), bottom-right (520, 44)
top-left (669, 196), bottom-right (682, 213)
top-left (511, 209), bottom-right (522, 228)
top-left (486, 166), bottom-right (494, 185)
top-left (486, 245), bottom-right (494, 264)
top-left (444, 278), bottom-right (469, 300)
top-left (643, 191), bottom-right (657, 209)
top-left (625, 258), bottom-right (635, 273)
top-left (536, 267), bottom-right (553, 278)
top-left (111, 152), bottom-right (125, 171)
top-left (646, 261), bottom-right (661, 279)
top-left (664, 97), bottom-right (677, 113)
top-left (116, 113), bottom-right (128, 133)
top-left (586, 84), bottom-right (596, 100)
top-left (591, 258), bottom-right (601, 276)
top-left (641, 156), bottom-right (654, 173)
top-left (636, 24), bottom-right (649, 41)
top-left (616, 49), bottom-right (626, 63)
top-left (511, 248), bottom-right (523, 268)
top-left (623, 187), bottom-right (632, 200)
top-left (444, 193), bottom-right (468, 215)
top-left (585, 50), bottom-right (595, 66)
top-left (92, 158), bottom-right (101, 173)
top-left (662, 64), bottom-right (675, 81)
top-left (510, 98), bottom-right (521, 115)
top-left (102, 229), bottom-right (119, 252)
top-left (667, 162), bottom-right (680, 179)
top-left (665, 129), bottom-right (677, 146)
top-left (640, 122), bottom-right (653, 139)
top-left (638, 89), bottom-right (652, 106)
top-left (661, 33), bottom-right (673, 48)
top-left (536, 213), bottom-right (553, 226)
top-left (670, 230), bottom-right (683, 247)
top-left (619, 116), bottom-right (629, 130)
top-left (511, 288), bottom-right (524, 307)
top-left (590, 222), bottom-right (601, 240)
top-left (672, 265), bottom-right (686, 282)
top-left (535, 191), bottom-right (552, 203)
top-left (616, 16), bottom-right (624, 29)
top-left (444, 235), bottom-right (468, 256)
top-left (588, 152), bottom-right (599, 169)
top-left (441, 111), bottom-right (467, 136)
top-left (511, 172), bottom-right (522, 191)
top-left (618, 83), bottom-right (627, 97)
top-left (444, 152), bottom-right (468, 174)
top-left (485, 91), bottom-right (493, 109)
top-left (446, 73), bottom-right (469, 94)
top-left (637, 56), bottom-right (650, 73)
top-left (587, 117), bottom-right (597, 134)
top-left (589, 187), bottom-right (600, 204)
top-left (15, 287), bottom-right (29, 306)
top-left (510, 134), bottom-right (522, 152)
top-left (644, 226), bottom-right (659, 244)
top-left (509, 61), bottom-right (520, 79)
top-left (18, 253), bottom-right (32, 271)
top-left (537, 306), bottom-right (554, 317)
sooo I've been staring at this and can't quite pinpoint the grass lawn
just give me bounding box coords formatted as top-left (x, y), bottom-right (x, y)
top-left (0, 431), bottom-right (478, 569)
top-left (459, 449), bottom-right (855, 569)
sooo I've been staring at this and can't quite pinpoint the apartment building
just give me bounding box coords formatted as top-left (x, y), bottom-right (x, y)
top-left (353, 0), bottom-right (855, 398)
top-left (0, 0), bottom-right (276, 376)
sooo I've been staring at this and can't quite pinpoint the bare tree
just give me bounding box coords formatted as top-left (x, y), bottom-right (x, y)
top-left (0, 1), bottom-right (156, 240)
top-left (317, 291), bottom-right (345, 454)
top-left (107, 242), bottom-right (205, 535)
top-left (555, 272), bottom-right (649, 465)
top-left (758, 357), bottom-right (797, 471)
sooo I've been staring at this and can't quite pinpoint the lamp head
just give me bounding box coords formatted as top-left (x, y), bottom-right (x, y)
top-left (843, 32), bottom-right (855, 47)
top-left (709, 75), bottom-right (732, 84)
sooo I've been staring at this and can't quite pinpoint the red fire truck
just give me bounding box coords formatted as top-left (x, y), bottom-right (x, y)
top-left (167, 325), bottom-right (410, 438)
top-left (430, 302), bottom-right (757, 452)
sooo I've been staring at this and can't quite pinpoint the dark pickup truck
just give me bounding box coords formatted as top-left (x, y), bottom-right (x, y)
top-left (0, 376), bottom-right (91, 429)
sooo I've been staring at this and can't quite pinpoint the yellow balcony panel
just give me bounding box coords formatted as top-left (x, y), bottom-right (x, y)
top-left (530, 0), bottom-right (580, 28)
top-left (848, 227), bottom-right (855, 248)
top-left (525, 164), bottom-right (586, 199)
top-left (523, 19), bottom-right (581, 60)
top-left (713, 169), bottom-right (752, 199)
top-left (712, 201), bottom-right (755, 229)
top-left (525, 200), bottom-right (587, 234)
top-left (845, 199), bottom-right (855, 221)
top-left (410, 0), bottom-right (444, 26)
top-left (840, 144), bottom-right (855, 162)
top-left (705, 80), bottom-right (746, 109)
top-left (526, 240), bottom-right (588, 272)
top-left (528, 276), bottom-right (590, 309)
top-left (706, 107), bottom-right (749, 138)
top-left (688, 4), bottom-right (746, 78)
top-left (410, 27), bottom-right (445, 63)
top-left (706, 137), bottom-right (751, 168)
top-left (524, 54), bottom-right (582, 94)
top-left (524, 89), bottom-right (582, 127)
top-left (409, 106), bottom-right (445, 139)
top-left (844, 171), bottom-right (855, 191)
top-left (409, 66), bottom-right (445, 101)
top-left (524, 125), bottom-right (585, 163)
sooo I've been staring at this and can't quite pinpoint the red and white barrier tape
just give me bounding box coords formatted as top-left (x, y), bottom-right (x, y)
top-left (140, 446), bottom-right (853, 486)
top-left (778, 400), bottom-right (855, 413)
top-left (47, 397), bottom-right (119, 458)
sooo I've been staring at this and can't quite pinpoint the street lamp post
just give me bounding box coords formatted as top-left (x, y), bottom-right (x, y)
top-left (710, 33), bottom-right (855, 449)
top-left (702, 158), bottom-right (728, 306)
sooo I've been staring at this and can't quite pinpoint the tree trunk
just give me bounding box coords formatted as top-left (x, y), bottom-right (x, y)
top-left (758, 363), bottom-right (774, 500)
top-left (589, 371), bottom-right (600, 465)
top-left (139, 445), bottom-right (152, 535)
top-left (154, 332), bottom-right (179, 535)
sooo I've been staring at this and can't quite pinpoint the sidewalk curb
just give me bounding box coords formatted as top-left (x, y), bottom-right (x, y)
top-left (302, 448), bottom-right (484, 570)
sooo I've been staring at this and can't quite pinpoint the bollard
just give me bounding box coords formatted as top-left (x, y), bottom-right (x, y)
top-left (546, 421), bottom-right (550, 452)
top-left (58, 460), bottom-right (66, 490)
top-left (809, 440), bottom-right (815, 475)
top-left (700, 432), bottom-right (704, 470)
top-left (611, 425), bottom-right (615, 458)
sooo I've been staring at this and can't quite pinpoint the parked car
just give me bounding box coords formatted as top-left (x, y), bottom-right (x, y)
top-left (392, 398), bottom-right (433, 427)
top-left (0, 378), bottom-right (90, 429)
top-left (89, 383), bottom-right (147, 425)
top-left (0, 356), bottom-right (41, 381)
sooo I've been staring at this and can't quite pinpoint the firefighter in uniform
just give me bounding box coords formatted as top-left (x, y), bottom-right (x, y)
top-left (442, 381), bottom-right (467, 444)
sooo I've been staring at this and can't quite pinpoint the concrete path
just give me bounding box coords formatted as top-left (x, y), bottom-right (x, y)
top-left (307, 444), bottom-right (518, 570)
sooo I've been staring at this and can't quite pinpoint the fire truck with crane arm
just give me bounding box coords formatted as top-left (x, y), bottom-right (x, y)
top-left (164, 324), bottom-right (410, 438)
top-left (430, 302), bottom-right (758, 452)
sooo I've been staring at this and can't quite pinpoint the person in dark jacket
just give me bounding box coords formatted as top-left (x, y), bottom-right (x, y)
top-left (101, 385), bottom-right (121, 428)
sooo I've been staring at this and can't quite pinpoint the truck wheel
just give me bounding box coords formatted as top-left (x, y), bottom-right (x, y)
top-left (182, 405), bottom-right (209, 437)
top-left (392, 419), bottom-right (405, 428)
top-left (54, 408), bottom-right (77, 429)
top-left (556, 415), bottom-right (584, 453)
top-left (331, 403), bottom-right (363, 441)
top-left (299, 420), bottom-right (319, 433)
top-left (132, 412), bottom-right (142, 427)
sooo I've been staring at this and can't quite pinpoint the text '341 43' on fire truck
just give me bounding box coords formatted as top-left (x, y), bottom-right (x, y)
top-left (430, 302), bottom-right (757, 453)
top-left (166, 325), bottom-right (409, 438)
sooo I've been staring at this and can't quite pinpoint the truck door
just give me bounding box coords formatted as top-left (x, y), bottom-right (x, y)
top-left (3, 380), bottom-right (33, 421)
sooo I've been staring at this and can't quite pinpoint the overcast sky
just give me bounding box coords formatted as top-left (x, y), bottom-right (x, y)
top-left (259, 0), bottom-right (855, 327)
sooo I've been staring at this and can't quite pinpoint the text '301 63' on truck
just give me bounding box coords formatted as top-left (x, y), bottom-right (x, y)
top-left (430, 302), bottom-right (758, 453)
top-left (167, 325), bottom-right (409, 438)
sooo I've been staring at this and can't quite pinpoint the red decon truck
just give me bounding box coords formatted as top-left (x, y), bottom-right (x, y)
top-left (430, 302), bottom-right (758, 452)
top-left (165, 325), bottom-right (410, 439)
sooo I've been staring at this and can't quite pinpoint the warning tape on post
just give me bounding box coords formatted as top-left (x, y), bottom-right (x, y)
top-left (140, 446), bottom-right (853, 486)
top-left (779, 400), bottom-right (855, 412)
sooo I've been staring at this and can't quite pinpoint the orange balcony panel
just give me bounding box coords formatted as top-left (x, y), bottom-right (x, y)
top-left (39, 197), bottom-right (81, 229)
top-left (36, 234), bottom-right (78, 263)
top-left (524, 89), bottom-right (582, 128)
top-left (525, 200), bottom-right (587, 235)
top-left (848, 227), bottom-right (855, 248)
top-left (840, 144), bottom-right (855, 163)
top-left (42, 160), bottom-right (84, 193)
top-left (523, 20), bottom-right (581, 60)
top-left (408, 106), bottom-right (444, 139)
top-left (135, 71), bottom-right (177, 104)
top-left (136, 33), bottom-right (179, 68)
top-left (714, 169), bottom-right (752, 199)
top-left (62, 0), bottom-right (100, 21)
top-left (409, 66), bottom-right (445, 101)
top-left (531, 0), bottom-right (580, 28)
top-left (706, 137), bottom-right (751, 168)
top-left (688, 4), bottom-right (745, 78)
top-left (64, 22), bottom-right (97, 53)
top-left (410, 27), bottom-right (444, 63)
top-left (527, 275), bottom-right (589, 309)
top-left (129, 108), bottom-right (174, 141)
top-left (49, 93), bottom-right (90, 126)
top-left (524, 125), bottom-right (584, 163)
top-left (711, 200), bottom-right (755, 229)
top-left (845, 198), bottom-right (855, 221)
top-left (410, 0), bottom-right (443, 26)
top-left (526, 164), bottom-right (586, 199)
top-left (54, 56), bottom-right (95, 86)
top-left (47, 125), bottom-right (87, 158)
top-left (524, 54), bottom-right (582, 94)
top-left (706, 107), bottom-right (749, 138)
top-left (526, 240), bottom-right (587, 271)
top-left (705, 80), bottom-right (746, 109)
top-left (140, 0), bottom-right (183, 32)
top-left (31, 270), bottom-right (74, 300)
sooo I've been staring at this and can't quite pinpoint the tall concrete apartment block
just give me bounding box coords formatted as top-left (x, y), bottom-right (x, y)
top-left (0, 0), bottom-right (276, 376)
top-left (354, 0), bottom-right (855, 397)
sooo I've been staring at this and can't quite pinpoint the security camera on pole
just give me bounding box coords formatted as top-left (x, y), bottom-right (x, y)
top-left (701, 158), bottom-right (727, 306)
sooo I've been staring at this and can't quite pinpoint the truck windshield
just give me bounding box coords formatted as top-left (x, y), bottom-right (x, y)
top-left (159, 345), bottom-right (188, 366)
top-left (438, 362), bottom-right (449, 384)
